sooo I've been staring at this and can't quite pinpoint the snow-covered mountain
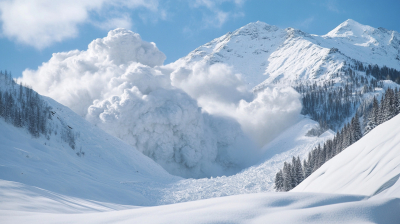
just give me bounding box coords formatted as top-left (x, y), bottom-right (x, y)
top-left (171, 19), bottom-right (400, 88)
top-left (2, 19), bottom-right (400, 223)
top-left (292, 113), bottom-right (400, 199)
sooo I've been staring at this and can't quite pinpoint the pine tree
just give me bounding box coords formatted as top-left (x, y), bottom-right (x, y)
top-left (318, 144), bottom-right (326, 168)
top-left (351, 113), bottom-right (362, 141)
top-left (365, 96), bottom-right (380, 135)
top-left (385, 89), bottom-right (397, 121)
top-left (274, 170), bottom-right (284, 191)
top-left (394, 88), bottom-right (400, 114)
top-left (303, 159), bottom-right (310, 178)
top-left (282, 162), bottom-right (292, 191)
top-left (291, 157), bottom-right (297, 187)
top-left (295, 156), bottom-right (304, 184)
top-left (377, 95), bottom-right (385, 125)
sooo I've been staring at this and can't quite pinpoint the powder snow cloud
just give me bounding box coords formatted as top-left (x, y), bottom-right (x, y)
top-left (19, 28), bottom-right (302, 178)
top-left (20, 28), bottom-right (166, 116)
top-left (170, 62), bottom-right (302, 147)
top-left (19, 29), bottom-right (256, 178)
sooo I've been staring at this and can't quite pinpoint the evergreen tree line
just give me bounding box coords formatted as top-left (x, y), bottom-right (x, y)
top-left (295, 73), bottom-right (375, 131)
top-left (0, 71), bottom-right (50, 137)
top-left (274, 87), bottom-right (400, 192)
top-left (295, 62), bottom-right (400, 131)
top-left (364, 64), bottom-right (400, 84)
top-left (346, 58), bottom-right (400, 84)
top-left (0, 70), bottom-right (78, 150)
top-left (364, 88), bottom-right (400, 135)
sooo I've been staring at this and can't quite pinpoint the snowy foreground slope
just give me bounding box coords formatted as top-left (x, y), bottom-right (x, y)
top-left (293, 113), bottom-right (400, 198)
top-left (1, 179), bottom-right (400, 224)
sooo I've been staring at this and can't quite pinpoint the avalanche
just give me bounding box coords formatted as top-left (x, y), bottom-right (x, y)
top-left (18, 28), bottom-right (303, 178)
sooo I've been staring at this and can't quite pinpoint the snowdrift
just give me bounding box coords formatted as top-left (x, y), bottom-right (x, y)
top-left (1, 179), bottom-right (400, 224)
top-left (293, 113), bottom-right (400, 198)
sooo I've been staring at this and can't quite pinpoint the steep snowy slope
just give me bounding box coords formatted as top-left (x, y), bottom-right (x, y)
top-left (292, 113), bottom-right (400, 198)
top-left (0, 93), bottom-right (180, 206)
top-left (171, 21), bottom-right (287, 87)
top-left (322, 19), bottom-right (400, 69)
top-left (170, 19), bottom-right (400, 88)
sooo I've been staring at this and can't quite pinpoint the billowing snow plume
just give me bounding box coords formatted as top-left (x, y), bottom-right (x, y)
top-left (20, 28), bottom-right (166, 116)
top-left (85, 66), bottom-right (257, 177)
top-left (20, 28), bottom-right (302, 178)
top-left (235, 87), bottom-right (302, 147)
top-left (171, 62), bottom-right (302, 147)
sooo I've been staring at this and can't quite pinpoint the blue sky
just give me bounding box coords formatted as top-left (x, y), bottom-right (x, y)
top-left (1, 0), bottom-right (399, 78)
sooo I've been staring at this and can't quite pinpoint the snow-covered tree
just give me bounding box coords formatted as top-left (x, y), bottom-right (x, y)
top-left (274, 170), bottom-right (284, 191)
top-left (351, 113), bottom-right (362, 141)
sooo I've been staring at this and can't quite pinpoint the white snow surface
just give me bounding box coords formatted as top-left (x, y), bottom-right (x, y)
top-left (293, 113), bottom-right (400, 198)
top-left (170, 19), bottom-right (400, 89)
top-left (156, 117), bottom-right (334, 204)
top-left (2, 179), bottom-right (400, 224)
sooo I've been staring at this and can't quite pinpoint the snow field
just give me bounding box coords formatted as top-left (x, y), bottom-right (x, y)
top-left (157, 117), bottom-right (334, 204)
top-left (293, 113), bottom-right (400, 197)
top-left (1, 180), bottom-right (400, 224)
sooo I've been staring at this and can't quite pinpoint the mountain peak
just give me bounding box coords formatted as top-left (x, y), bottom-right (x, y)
top-left (342, 19), bottom-right (363, 26)
top-left (232, 21), bottom-right (281, 37)
top-left (325, 19), bottom-right (374, 37)
top-left (242, 21), bottom-right (272, 28)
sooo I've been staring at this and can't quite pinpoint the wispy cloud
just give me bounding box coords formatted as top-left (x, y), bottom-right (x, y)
top-left (325, 0), bottom-right (341, 13)
top-left (91, 15), bottom-right (133, 31)
top-left (191, 0), bottom-right (247, 28)
top-left (0, 0), bottom-right (161, 49)
top-left (299, 17), bottom-right (315, 29)
top-left (0, 0), bottom-right (248, 49)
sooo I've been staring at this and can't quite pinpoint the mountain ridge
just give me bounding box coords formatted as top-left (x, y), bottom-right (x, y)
top-left (170, 19), bottom-right (400, 89)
